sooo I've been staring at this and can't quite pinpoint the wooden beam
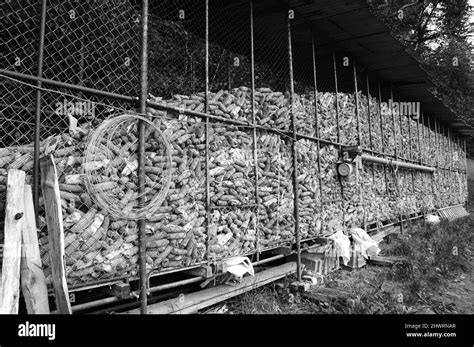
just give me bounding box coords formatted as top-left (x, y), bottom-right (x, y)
top-left (0, 169), bottom-right (25, 314)
top-left (40, 155), bottom-right (72, 314)
top-left (20, 184), bottom-right (50, 314)
top-left (368, 255), bottom-right (403, 267)
top-left (183, 265), bottom-right (213, 279)
top-left (126, 262), bottom-right (297, 314)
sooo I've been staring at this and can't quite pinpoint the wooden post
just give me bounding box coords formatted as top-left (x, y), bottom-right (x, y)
top-left (21, 184), bottom-right (50, 314)
top-left (40, 155), bottom-right (72, 314)
top-left (0, 170), bottom-right (25, 314)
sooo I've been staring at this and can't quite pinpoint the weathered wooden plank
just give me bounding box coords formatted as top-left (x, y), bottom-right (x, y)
top-left (20, 184), bottom-right (50, 314)
top-left (126, 262), bottom-right (297, 314)
top-left (368, 255), bottom-right (404, 267)
top-left (0, 169), bottom-right (25, 314)
top-left (40, 155), bottom-right (72, 314)
top-left (371, 226), bottom-right (400, 243)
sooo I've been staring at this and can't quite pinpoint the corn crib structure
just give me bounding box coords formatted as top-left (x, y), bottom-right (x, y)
top-left (0, 0), bottom-right (470, 313)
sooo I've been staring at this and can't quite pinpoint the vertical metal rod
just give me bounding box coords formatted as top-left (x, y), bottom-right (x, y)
top-left (332, 51), bottom-right (340, 143)
top-left (390, 86), bottom-right (402, 228)
top-left (249, 0), bottom-right (260, 261)
top-left (204, 0), bottom-right (211, 262)
top-left (390, 85), bottom-right (397, 160)
top-left (463, 138), bottom-right (467, 206)
top-left (416, 112), bottom-right (421, 164)
top-left (332, 51), bottom-right (344, 209)
top-left (428, 115), bottom-right (435, 210)
top-left (353, 59), bottom-right (363, 226)
top-left (427, 115), bottom-right (431, 165)
top-left (435, 120), bottom-right (440, 169)
top-left (420, 112), bottom-right (425, 165)
top-left (366, 74), bottom-right (376, 186)
top-left (353, 60), bottom-right (361, 146)
top-left (312, 33), bottom-right (324, 234)
top-left (376, 81), bottom-right (388, 196)
top-left (34, 0), bottom-right (48, 222)
top-left (287, 18), bottom-right (301, 282)
top-left (138, 0), bottom-right (149, 315)
top-left (407, 106), bottom-right (414, 194)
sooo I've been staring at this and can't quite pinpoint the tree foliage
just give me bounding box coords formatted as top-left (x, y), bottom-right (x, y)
top-left (370, 0), bottom-right (474, 155)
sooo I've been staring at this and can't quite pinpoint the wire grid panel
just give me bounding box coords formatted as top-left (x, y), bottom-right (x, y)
top-left (42, 0), bottom-right (140, 95)
top-left (257, 130), bottom-right (295, 249)
top-left (208, 1), bottom-right (252, 93)
top-left (253, 8), bottom-right (291, 131)
top-left (333, 53), bottom-right (359, 146)
top-left (292, 25), bottom-right (316, 137)
top-left (296, 139), bottom-right (321, 238)
top-left (144, 109), bottom-right (207, 272)
top-left (1, 1), bottom-right (41, 76)
top-left (36, 89), bottom-right (141, 287)
top-left (208, 122), bottom-right (257, 258)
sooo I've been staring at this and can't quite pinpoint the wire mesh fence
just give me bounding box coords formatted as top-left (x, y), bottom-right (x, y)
top-left (0, 0), bottom-right (469, 291)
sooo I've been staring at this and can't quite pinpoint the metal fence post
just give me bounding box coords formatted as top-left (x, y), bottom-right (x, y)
top-left (332, 51), bottom-right (340, 144)
top-left (390, 85), bottom-right (397, 160)
top-left (312, 33), bottom-right (324, 234)
top-left (138, 0), bottom-right (149, 314)
top-left (205, 0), bottom-right (211, 262)
top-left (353, 60), bottom-right (361, 146)
top-left (249, 0), bottom-right (260, 260)
top-left (366, 74), bottom-right (376, 186)
top-left (287, 16), bottom-right (301, 282)
top-left (34, 0), bottom-right (48, 222)
top-left (376, 80), bottom-right (388, 197)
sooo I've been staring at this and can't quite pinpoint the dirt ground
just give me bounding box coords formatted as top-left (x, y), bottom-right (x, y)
top-left (214, 210), bottom-right (473, 315)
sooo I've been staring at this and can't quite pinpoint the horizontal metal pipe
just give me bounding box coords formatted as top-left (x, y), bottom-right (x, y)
top-left (252, 254), bottom-right (286, 266)
top-left (67, 277), bottom-right (205, 313)
top-left (70, 296), bottom-right (120, 313)
top-left (1, 69), bottom-right (137, 103)
top-left (361, 154), bottom-right (435, 172)
top-left (148, 277), bottom-right (204, 294)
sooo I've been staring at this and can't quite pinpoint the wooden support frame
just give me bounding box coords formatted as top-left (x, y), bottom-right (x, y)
top-left (0, 169), bottom-right (26, 314)
top-left (21, 184), bottom-right (50, 314)
top-left (40, 155), bottom-right (72, 314)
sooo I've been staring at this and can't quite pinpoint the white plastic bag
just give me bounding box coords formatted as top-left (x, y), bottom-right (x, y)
top-left (328, 230), bottom-right (351, 265)
top-left (425, 214), bottom-right (440, 225)
top-left (224, 256), bottom-right (255, 282)
top-left (349, 227), bottom-right (380, 259)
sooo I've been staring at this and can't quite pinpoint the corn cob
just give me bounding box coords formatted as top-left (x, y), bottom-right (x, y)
top-left (8, 153), bottom-right (32, 170)
top-left (54, 146), bottom-right (77, 157)
top-left (93, 181), bottom-right (117, 192)
top-left (70, 207), bottom-right (97, 233)
top-left (102, 238), bottom-right (124, 257)
top-left (59, 183), bottom-right (84, 193)
top-left (153, 246), bottom-right (173, 267)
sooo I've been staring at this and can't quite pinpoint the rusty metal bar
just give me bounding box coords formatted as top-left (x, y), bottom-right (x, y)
top-left (287, 17), bottom-right (301, 282)
top-left (332, 51), bottom-right (340, 143)
top-left (33, 0), bottom-right (48, 222)
top-left (138, 0), bottom-right (149, 314)
top-left (366, 73), bottom-right (376, 186)
top-left (377, 80), bottom-right (389, 196)
top-left (311, 32), bottom-right (324, 235)
top-left (389, 85), bottom-right (397, 160)
top-left (360, 155), bottom-right (435, 172)
top-left (205, 0), bottom-right (211, 262)
top-left (1, 69), bottom-right (137, 103)
top-left (353, 60), bottom-right (361, 145)
top-left (249, 0), bottom-right (260, 260)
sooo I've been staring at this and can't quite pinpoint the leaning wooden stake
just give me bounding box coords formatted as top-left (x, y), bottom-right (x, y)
top-left (40, 155), bottom-right (72, 314)
top-left (21, 184), bottom-right (50, 314)
top-left (0, 169), bottom-right (25, 314)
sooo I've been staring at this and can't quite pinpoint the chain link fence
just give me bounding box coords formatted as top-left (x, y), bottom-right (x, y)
top-left (0, 0), bottom-right (469, 292)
